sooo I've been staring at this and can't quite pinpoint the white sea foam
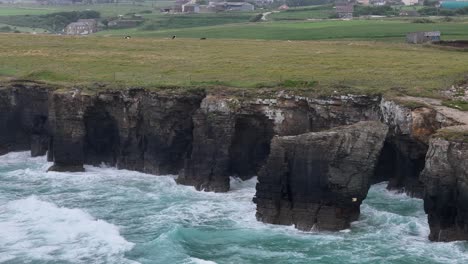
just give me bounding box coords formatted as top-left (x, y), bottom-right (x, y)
top-left (2, 152), bottom-right (468, 263)
top-left (0, 196), bottom-right (135, 263)
top-left (187, 257), bottom-right (218, 264)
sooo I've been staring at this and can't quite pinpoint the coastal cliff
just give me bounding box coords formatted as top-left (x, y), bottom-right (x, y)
top-left (0, 81), bottom-right (49, 156)
top-left (255, 121), bottom-right (388, 231)
top-left (47, 88), bottom-right (205, 174)
top-left (0, 81), bottom-right (466, 241)
top-left (421, 126), bottom-right (468, 242)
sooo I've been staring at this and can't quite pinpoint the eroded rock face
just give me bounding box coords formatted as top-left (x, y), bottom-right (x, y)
top-left (378, 99), bottom-right (457, 197)
top-left (421, 135), bottom-right (468, 242)
top-left (178, 94), bottom-right (382, 192)
top-left (48, 89), bottom-right (204, 173)
top-left (255, 121), bottom-right (388, 231)
top-left (0, 82), bottom-right (50, 157)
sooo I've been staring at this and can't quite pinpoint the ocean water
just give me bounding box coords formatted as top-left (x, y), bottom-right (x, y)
top-left (1, 152), bottom-right (468, 264)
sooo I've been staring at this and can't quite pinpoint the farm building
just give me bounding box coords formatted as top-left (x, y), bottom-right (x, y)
top-left (208, 2), bottom-right (254, 11)
top-left (401, 0), bottom-right (419, 5)
top-left (77, 19), bottom-right (98, 31)
top-left (225, 2), bottom-right (254, 11)
top-left (65, 22), bottom-right (95, 35)
top-left (406, 31), bottom-right (441, 44)
top-left (357, 0), bottom-right (369, 5)
top-left (182, 3), bottom-right (200, 13)
top-left (335, 4), bottom-right (354, 19)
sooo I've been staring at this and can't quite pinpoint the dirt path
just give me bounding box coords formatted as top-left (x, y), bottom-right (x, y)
top-left (261, 11), bottom-right (279, 21)
top-left (397, 96), bottom-right (468, 125)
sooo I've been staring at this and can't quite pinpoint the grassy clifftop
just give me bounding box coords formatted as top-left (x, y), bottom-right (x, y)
top-left (1, 34), bottom-right (468, 96)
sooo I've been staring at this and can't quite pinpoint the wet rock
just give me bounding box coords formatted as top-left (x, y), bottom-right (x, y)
top-left (178, 94), bottom-right (382, 192)
top-left (255, 121), bottom-right (388, 231)
top-left (47, 88), bottom-right (204, 174)
top-left (378, 99), bottom-right (457, 197)
top-left (421, 130), bottom-right (468, 242)
top-left (0, 82), bottom-right (50, 156)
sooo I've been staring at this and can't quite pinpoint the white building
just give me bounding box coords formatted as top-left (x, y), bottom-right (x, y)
top-left (401, 0), bottom-right (419, 5)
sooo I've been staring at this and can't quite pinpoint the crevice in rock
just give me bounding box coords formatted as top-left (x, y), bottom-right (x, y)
top-left (373, 136), bottom-right (427, 198)
top-left (83, 104), bottom-right (120, 166)
top-left (228, 114), bottom-right (275, 180)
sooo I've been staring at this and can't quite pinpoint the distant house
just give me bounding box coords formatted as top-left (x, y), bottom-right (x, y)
top-left (278, 4), bottom-right (289, 10)
top-left (182, 3), bottom-right (200, 13)
top-left (357, 0), bottom-right (370, 5)
top-left (401, 0), bottom-right (419, 5)
top-left (226, 2), bottom-right (254, 11)
top-left (371, 0), bottom-right (386, 6)
top-left (406, 31), bottom-right (441, 44)
top-left (77, 19), bottom-right (98, 31)
top-left (335, 4), bottom-right (354, 19)
top-left (253, 0), bottom-right (274, 5)
top-left (173, 4), bottom-right (183, 13)
top-left (208, 2), bottom-right (254, 11)
top-left (65, 21), bottom-right (95, 35)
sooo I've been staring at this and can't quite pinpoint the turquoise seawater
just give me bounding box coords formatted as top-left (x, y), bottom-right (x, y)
top-left (1, 152), bottom-right (468, 264)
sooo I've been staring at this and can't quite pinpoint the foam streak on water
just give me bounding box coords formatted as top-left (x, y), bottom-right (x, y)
top-left (0, 152), bottom-right (468, 264)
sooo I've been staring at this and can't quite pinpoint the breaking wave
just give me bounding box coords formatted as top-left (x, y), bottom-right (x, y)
top-left (1, 152), bottom-right (468, 263)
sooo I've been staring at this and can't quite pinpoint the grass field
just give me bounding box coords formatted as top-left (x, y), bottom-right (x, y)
top-left (269, 5), bottom-right (334, 21)
top-left (0, 23), bottom-right (49, 33)
top-left (0, 3), bottom-right (173, 17)
top-left (139, 12), bottom-right (256, 31)
top-left (1, 33), bottom-right (468, 97)
top-left (0, 6), bottom-right (56, 16)
top-left (99, 19), bottom-right (468, 41)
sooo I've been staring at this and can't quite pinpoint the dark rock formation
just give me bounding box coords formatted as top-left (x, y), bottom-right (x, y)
top-left (0, 82), bottom-right (50, 156)
top-left (47, 90), bottom-right (93, 172)
top-left (255, 121), bottom-right (388, 231)
top-left (47, 89), bottom-right (204, 173)
top-left (421, 130), bottom-right (468, 241)
top-left (5, 81), bottom-right (468, 241)
top-left (378, 100), bottom-right (457, 197)
top-left (178, 94), bottom-right (382, 192)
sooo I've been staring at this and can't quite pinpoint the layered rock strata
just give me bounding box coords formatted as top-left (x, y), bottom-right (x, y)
top-left (0, 82), bottom-right (50, 156)
top-left (177, 94), bottom-right (381, 192)
top-left (378, 99), bottom-right (457, 197)
top-left (421, 127), bottom-right (468, 241)
top-left (47, 88), bottom-right (205, 174)
top-left (2, 81), bottom-right (467, 241)
top-left (254, 121), bottom-right (388, 231)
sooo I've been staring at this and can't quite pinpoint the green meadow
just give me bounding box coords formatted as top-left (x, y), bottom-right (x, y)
top-left (99, 19), bottom-right (468, 41)
top-left (1, 33), bottom-right (468, 97)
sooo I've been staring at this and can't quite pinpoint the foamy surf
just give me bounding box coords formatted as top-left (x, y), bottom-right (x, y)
top-left (0, 195), bottom-right (134, 263)
top-left (1, 152), bottom-right (468, 263)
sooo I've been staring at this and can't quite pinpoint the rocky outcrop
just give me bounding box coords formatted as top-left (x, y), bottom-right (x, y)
top-left (255, 121), bottom-right (388, 231)
top-left (178, 94), bottom-right (381, 192)
top-left (48, 88), bottom-right (205, 173)
top-left (421, 128), bottom-right (468, 241)
top-left (4, 81), bottom-right (468, 241)
top-left (377, 99), bottom-right (457, 197)
top-left (0, 82), bottom-right (50, 157)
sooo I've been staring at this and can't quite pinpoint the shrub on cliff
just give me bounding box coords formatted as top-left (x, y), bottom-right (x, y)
top-left (250, 14), bottom-right (263, 22)
top-left (412, 18), bottom-right (435, 23)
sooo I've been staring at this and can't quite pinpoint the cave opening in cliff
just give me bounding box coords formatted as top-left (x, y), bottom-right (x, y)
top-left (228, 114), bottom-right (275, 180)
top-left (83, 105), bottom-right (120, 166)
top-left (373, 137), bottom-right (427, 198)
